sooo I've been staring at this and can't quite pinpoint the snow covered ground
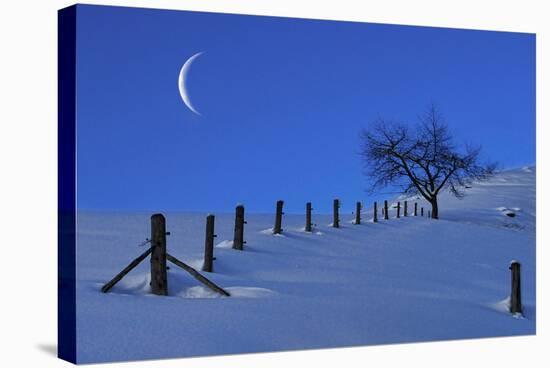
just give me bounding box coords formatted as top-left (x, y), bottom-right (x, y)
top-left (75, 167), bottom-right (536, 363)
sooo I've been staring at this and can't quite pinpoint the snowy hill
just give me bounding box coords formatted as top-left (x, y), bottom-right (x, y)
top-left (75, 167), bottom-right (536, 363)
top-left (407, 166), bottom-right (536, 231)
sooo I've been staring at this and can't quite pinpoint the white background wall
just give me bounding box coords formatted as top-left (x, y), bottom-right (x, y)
top-left (0, 1), bottom-right (547, 367)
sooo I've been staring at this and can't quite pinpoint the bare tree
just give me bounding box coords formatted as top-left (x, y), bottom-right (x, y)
top-left (360, 105), bottom-right (495, 219)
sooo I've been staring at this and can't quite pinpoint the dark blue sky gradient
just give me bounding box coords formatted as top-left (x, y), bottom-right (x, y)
top-left (76, 5), bottom-right (535, 214)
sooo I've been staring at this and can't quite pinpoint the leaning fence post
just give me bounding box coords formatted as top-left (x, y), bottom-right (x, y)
top-left (398, 201), bottom-right (401, 218)
top-left (414, 202), bottom-right (418, 216)
top-left (404, 201), bottom-right (408, 217)
top-left (384, 200), bottom-right (389, 220)
top-left (202, 214), bottom-right (216, 272)
top-left (355, 202), bottom-right (361, 225)
top-left (421, 207), bottom-right (424, 217)
top-left (509, 261), bottom-right (522, 315)
top-left (233, 205), bottom-right (246, 250)
top-left (373, 202), bottom-right (378, 223)
top-left (333, 199), bottom-right (340, 228)
top-left (150, 213), bottom-right (168, 295)
top-left (273, 200), bottom-right (284, 234)
top-left (305, 202), bottom-right (313, 232)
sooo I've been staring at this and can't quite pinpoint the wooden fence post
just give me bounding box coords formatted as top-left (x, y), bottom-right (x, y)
top-left (273, 200), bottom-right (284, 234)
top-left (509, 261), bottom-right (522, 315)
top-left (404, 201), bottom-right (408, 217)
top-left (373, 202), bottom-right (378, 223)
top-left (305, 202), bottom-right (312, 232)
top-left (355, 202), bottom-right (361, 225)
top-left (233, 205), bottom-right (246, 250)
top-left (202, 214), bottom-right (216, 272)
top-left (421, 207), bottom-right (424, 217)
top-left (150, 213), bottom-right (168, 295)
top-left (333, 199), bottom-right (340, 228)
top-left (428, 210), bottom-right (431, 218)
top-left (414, 202), bottom-right (418, 216)
top-left (398, 202), bottom-right (402, 217)
top-left (384, 200), bottom-right (389, 220)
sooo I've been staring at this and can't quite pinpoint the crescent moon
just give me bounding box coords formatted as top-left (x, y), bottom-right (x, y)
top-left (178, 52), bottom-right (203, 115)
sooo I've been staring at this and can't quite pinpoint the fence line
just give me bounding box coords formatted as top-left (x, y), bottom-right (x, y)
top-left (100, 202), bottom-right (517, 308)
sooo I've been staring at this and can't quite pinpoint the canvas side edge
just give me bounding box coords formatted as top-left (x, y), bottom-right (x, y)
top-left (58, 4), bottom-right (77, 364)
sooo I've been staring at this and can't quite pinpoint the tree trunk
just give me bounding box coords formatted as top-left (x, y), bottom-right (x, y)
top-left (430, 197), bottom-right (439, 219)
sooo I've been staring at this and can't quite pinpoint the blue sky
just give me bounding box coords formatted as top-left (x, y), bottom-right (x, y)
top-left (75, 5), bottom-right (535, 214)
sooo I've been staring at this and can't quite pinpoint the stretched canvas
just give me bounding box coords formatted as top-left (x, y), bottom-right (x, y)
top-left (58, 4), bottom-right (536, 364)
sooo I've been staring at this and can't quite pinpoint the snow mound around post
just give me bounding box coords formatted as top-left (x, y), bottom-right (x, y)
top-left (216, 240), bottom-right (234, 249)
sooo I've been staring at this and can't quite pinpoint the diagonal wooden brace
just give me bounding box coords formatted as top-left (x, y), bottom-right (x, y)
top-left (166, 253), bottom-right (230, 297)
top-left (101, 247), bottom-right (153, 293)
